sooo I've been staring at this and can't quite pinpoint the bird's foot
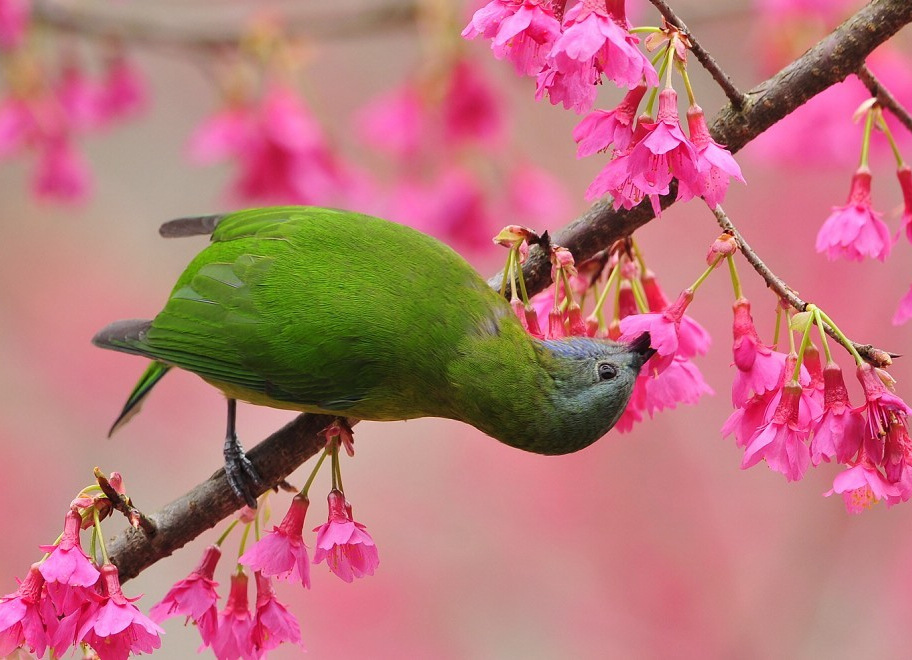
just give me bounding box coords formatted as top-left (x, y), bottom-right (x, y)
top-left (320, 418), bottom-right (356, 456)
top-left (224, 434), bottom-right (263, 508)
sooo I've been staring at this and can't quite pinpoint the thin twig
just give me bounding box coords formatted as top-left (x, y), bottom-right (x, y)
top-left (647, 0), bottom-right (746, 108)
top-left (710, 205), bottom-right (897, 367)
top-left (856, 63), bottom-right (912, 135)
top-left (94, 468), bottom-right (157, 536)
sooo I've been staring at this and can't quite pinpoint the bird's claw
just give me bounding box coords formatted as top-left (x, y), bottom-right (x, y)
top-left (223, 435), bottom-right (263, 508)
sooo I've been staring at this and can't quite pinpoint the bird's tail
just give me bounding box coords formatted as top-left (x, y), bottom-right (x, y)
top-left (93, 319), bottom-right (171, 436)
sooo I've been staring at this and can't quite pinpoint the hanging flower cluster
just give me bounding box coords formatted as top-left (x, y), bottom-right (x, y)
top-left (464, 1), bottom-right (744, 215)
top-left (0, 473), bottom-right (164, 659)
top-left (0, 5), bottom-right (147, 203)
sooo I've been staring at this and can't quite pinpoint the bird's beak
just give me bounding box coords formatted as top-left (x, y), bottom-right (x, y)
top-left (627, 332), bottom-right (656, 362)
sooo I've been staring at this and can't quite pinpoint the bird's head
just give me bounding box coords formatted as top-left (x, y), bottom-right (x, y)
top-left (531, 332), bottom-right (655, 454)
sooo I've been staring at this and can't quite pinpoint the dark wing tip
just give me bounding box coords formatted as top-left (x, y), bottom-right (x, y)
top-left (159, 214), bottom-right (225, 238)
top-left (92, 319), bottom-right (153, 349)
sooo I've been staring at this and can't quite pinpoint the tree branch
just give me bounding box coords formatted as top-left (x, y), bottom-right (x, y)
top-left (109, 0), bottom-right (912, 582)
top-left (647, 0), bottom-right (746, 108)
top-left (710, 205), bottom-right (897, 367)
top-left (856, 63), bottom-right (912, 135)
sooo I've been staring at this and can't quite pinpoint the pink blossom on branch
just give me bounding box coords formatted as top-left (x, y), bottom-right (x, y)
top-left (856, 362), bottom-right (912, 466)
top-left (825, 461), bottom-right (902, 514)
top-left (32, 136), bottom-right (92, 203)
top-left (573, 84), bottom-right (646, 157)
top-left (252, 572), bottom-right (303, 654)
top-left (741, 382), bottom-right (812, 482)
top-left (815, 167), bottom-right (893, 262)
top-left (39, 509), bottom-right (100, 591)
top-left (679, 103), bottom-right (745, 208)
top-left (730, 298), bottom-right (789, 407)
top-left (898, 164), bottom-right (912, 244)
top-left (0, 0), bottom-right (30, 51)
top-left (462, 0), bottom-right (562, 77)
top-left (211, 572), bottom-right (257, 660)
top-left (538, 0), bottom-right (658, 113)
top-left (810, 362), bottom-right (864, 465)
top-left (642, 356), bottom-right (714, 415)
top-left (149, 544), bottom-right (222, 648)
top-left (313, 490), bottom-right (380, 583)
top-left (894, 285), bottom-right (912, 326)
top-left (0, 564), bottom-right (48, 658)
top-left (239, 494), bottom-right (311, 587)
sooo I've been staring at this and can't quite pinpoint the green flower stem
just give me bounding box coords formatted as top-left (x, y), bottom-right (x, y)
top-left (727, 254), bottom-right (743, 299)
top-left (678, 61), bottom-right (696, 106)
top-left (592, 263), bottom-right (622, 319)
top-left (216, 519), bottom-right (239, 547)
top-left (560, 268), bottom-right (576, 307)
top-left (689, 257), bottom-right (722, 292)
top-left (813, 308), bottom-right (833, 363)
top-left (859, 107), bottom-right (876, 169)
top-left (515, 248), bottom-right (531, 307)
top-left (629, 26), bottom-right (663, 33)
top-left (631, 239), bottom-right (648, 273)
top-left (663, 42), bottom-right (676, 89)
top-left (792, 308), bottom-right (816, 382)
top-left (876, 112), bottom-right (906, 168)
top-left (301, 448), bottom-right (329, 499)
top-left (773, 304), bottom-right (783, 350)
top-left (236, 521), bottom-right (252, 566)
top-left (631, 276), bottom-right (650, 313)
top-left (816, 308), bottom-right (864, 365)
top-left (93, 507), bottom-right (109, 565)
top-left (499, 249), bottom-right (513, 298)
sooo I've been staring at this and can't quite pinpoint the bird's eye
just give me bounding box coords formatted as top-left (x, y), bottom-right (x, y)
top-left (597, 363), bottom-right (618, 381)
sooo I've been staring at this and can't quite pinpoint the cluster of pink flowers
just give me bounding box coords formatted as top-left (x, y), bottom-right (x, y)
top-left (356, 56), bottom-right (569, 254)
top-left (0, 507), bottom-right (163, 659)
top-left (188, 83), bottom-right (363, 208)
top-left (722, 299), bottom-right (912, 513)
top-left (579, 87), bottom-right (744, 214)
top-left (152, 490), bottom-right (378, 658)
top-left (501, 233), bottom-right (714, 432)
top-left (463, 0), bottom-right (657, 113)
top-left (0, 4), bottom-right (146, 203)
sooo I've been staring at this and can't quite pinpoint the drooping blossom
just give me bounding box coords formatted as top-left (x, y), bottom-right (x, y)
top-left (679, 103), bottom-right (745, 208)
top-left (614, 371), bottom-right (647, 433)
top-left (462, 0), bottom-right (562, 76)
top-left (856, 362), bottom-right (912, 466)
top-left (619, 287), bottom-right (709, 372)
top-left (501, 162), bottom-right (571, 228)
top-left (39, 509), bottom-right (100, 617)
top-left (442, 59), bottom-right (504, 145)
top-left (77, 564), bottom-right (163, 659)
top-left (239, 494), bottom-right (311, 587)
top-left (357, 84), bottom-right (426, 160)
top-left (211, 572), bottom-right (257, 660)
top-left (0, 564), bottom-right (48, 658)
top-left (741, 382), bottom-right (812, 481)
top-left (538, 0), bottom-right (657, 113)
top-left (32, 136), bottom-right (92, 203)
top-left (898, 164), bottom-right (912, 244)
top-left (894, 285), bottom-right (912, 326)
top-left (883, 419), bottom-right (912, 485)
top-left (0, 0), bottom-right (29, 51)
top-left (730, 298), bottom-right (789, 407)
top-left (642, 356), bottom-right (714, 415)
top-left (252, 572), bottom-right (303, 654)
top-left (313, 490), bottom-right (380, 583)
top-left (587, 90), bottom-right (701, 216)
top-left (56, 61), bottom-right (103, 131)
top-left (815, 167), bottom-right (892, 262)
top-left (810, 362), bottom-right (864, 465)
top-left (149, 544), bottom-right (221, 648)
top-left (722, 391), bottom-right (774, 448)
top-left (825, 461), bottom-right (902, 514)
top-left (573, 84), bottom-right (646, 157)
top-left (97, 57), bottom-right (148, 123)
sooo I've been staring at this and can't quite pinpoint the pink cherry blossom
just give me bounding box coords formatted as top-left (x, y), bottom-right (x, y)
top-left (894, 284), bottom-right (912, 326)
top-left (0, 96), bottom-right (37, 156)
top-left (810, 363), bottom-right (864, 465)
top-left (39, 509), bottom-right (100, 610)
top-left (619, 288), bottom-right (709, 371)
top-left (730, 298), bottom-right (789, 407)
top-left (573, 84), bottom-right (646, 157)
top-left (679, 104), bottom-right (745, 208)
top-left (211, 572), bottom-right (257, 660)
top-left (97, 57), bottom-right (147, 122)
top-left (642, 356), bottom-right (714, 415)
top-left (357, 84), bottom-right (425, 160)
top-left (443, 59), bottom-right (504, 145)
top-left (614, 371), bottom-right (647, 433)
top-left (856, 362), bottom-right (912, 466)
top-left (741, 382), bottom-right (811, 481)
top-left (538, 0), bottom-right (657, 113)
top-left (77, 564), bottom-right (163, 659)
top-left (898, 164), bottom-right (912, 244)
top-left (252, 572), bottom-right (303, 654)
top-left (883, 419), bottom-right (912, 485)
top-left (502, 162), bottom-right (571, 228)
top-left (722, 391), bottom-right (774, 448)
top-left (56, 61), bottom-right (103, 131)
top-left (149, 544), bottom-right (221, 648)
top-left (462, 0), bottom-right (562, 76)
top-left (239, 494), bottom-right (311, 587)
top-left (825, 462), bottom-right (902, 514)
top-left (313, 490), bottom-right (380, 583)
top-left (815, 168), bottom-right (893, 262)
top-left (0, 564), bottom-right (48, 658)
top-left (0, 0), bottom-right (29, 51)
top-left (32, 136), bottom-right (92, 203)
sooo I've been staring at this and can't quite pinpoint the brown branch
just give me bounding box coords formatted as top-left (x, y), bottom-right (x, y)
top-left (710, 205), bottom-right (897, 367)
top-left (108, 0), bottom-right (912, 582)
top-left (647, 0), bottom-right (746, 108)
top-left (31, 0), bottom-right (418, 48)
top-left (856, 63), bottom-right (912, 135)
top-left (94, 468), bottom-right (156, 536)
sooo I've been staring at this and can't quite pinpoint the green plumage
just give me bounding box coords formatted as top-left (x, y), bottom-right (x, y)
top-left (95, 206), bottom-right (651, 455)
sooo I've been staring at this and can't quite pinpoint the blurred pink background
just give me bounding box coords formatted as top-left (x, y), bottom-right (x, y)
top-left (1, 0), bottom-right (912, 657)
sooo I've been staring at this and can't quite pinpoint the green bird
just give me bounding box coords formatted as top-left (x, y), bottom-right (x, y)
top-left (94, 206), bottom-right (654, 506)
